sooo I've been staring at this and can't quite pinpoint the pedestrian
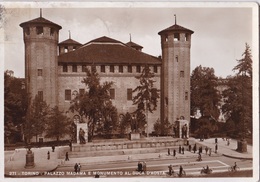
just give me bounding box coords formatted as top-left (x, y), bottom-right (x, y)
top-left (137, 161), bottom-right (143, 172)
top-left (193, 144), bottom-right (197, 153)
top-left (143, 161), bottom-right (147, 174)
top-left (209, 148), bottom-right (212, 156)
top-left (47, 151), bottom-right (50, 160)
top-left (215, 144), bottom-right (218, 153)
top-left (199, 146), bottom-right (202, 154)
top-left (168, 164), bottom-right (173, 175)
top-left (173, 149), bottom-right (176, 157)
top-left (179, 145), bottom-right (181, 154)
top-left (74, 163), bottom-right (78, 172)
top-left (52, 145), bottom-right (55, 152)
top-left (205, 146), bottom-right (208, 155)
top-left (215, 138), bottom-right (218, 144)
top-left (179, 165), bottom-right (183, 177)
top-left (227, 139), bottom-right (230, 146)
top-left (168, 148), bottom-right (171, 156)
top-left (188, 145), bottom-right (191, 152)
top-left (182, 146), bottom-right (184, 154)
top-left (77, 163), bottom-right (81, 172)
top-left (69, 141), bottom-right (72, 151)
top-left (65, 152), bottom-right (69, 161)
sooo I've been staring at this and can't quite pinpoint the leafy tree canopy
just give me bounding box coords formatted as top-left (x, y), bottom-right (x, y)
top-left (190, 65), bottom-right (221, 120)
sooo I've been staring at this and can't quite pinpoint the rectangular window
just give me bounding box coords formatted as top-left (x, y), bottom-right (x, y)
top-left (110, 89), bottom-right (115, 99)
top-left (79, 89), bottom-right (85, 97)
top-left (50, 28), bottom-right (54, 36)
top-left (25, 27), bottom-right (30, 35)
top-left (154, 65), bottom-right (158, 73)
top-left (82, 65), bottom-right (87, 72)
top-left (101, 65), bottom-right (105, 73)
top-left (136, 65), bottom-right (141, 73)
top-left (128, 65), bottom-right (132, 73)
top-left (127, 89), bottom-right (132, 101)
top-left (180, 71), bottom-right (184, 77)
top-left (110, 65), bottom-right (114, 73)
top-left (72, 65), bottom-right (77, 72)
top-left (174, 33), bottom-right (180, 41)
top-left (36, 26), bottom-right (43, 35)
top-left (65, 89), bottom-right (71, 101)
top-left (63, 64), bottom-right (68, 72)
top-left (185, 91), bottom-right (188, 100)
top-left (38, 69), bottom-right (43, 76)
top-left (38, 91), bottom-right (43, 101)
top-left (119, 65), bottom-right (123, 73)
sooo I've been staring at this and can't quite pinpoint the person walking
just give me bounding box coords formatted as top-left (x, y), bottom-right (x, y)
top-left (69, 141), bottom-right (72, 151)
top-left (173, 149), bottom-right (176, 157)
top-left (179, 145), bottom-right (181, 154)
top-left (182, 146), bottom-right (184, 154)
top-left (137, 161), bottom-right (143, 172)
top-left (52, 145), bottom-right (55, 152)
top-left (168, 148), bottom-right (171, 156)
top-left (205, 146), bottom-right (208, 155)
top-left (215, 144), bottom-right (218, 153)
top-left (215, 138), bottom-right (218, 144)
top-left (47, 151), bottom-right (50, 160)
top-left (209, 148), bottom-right (212, 156)
top-left (74, 163), bottom-right (78, 172)
top-left (65, 152), bottom-right (69, 161)
top-left (168, 164), bottom-right (173, 175)
top-left (179, 165), bottom-right (184, 177)
top-left (143, 162), bottom-right (147, 174)
top-left (193, 144), bottom-right (197, 153)
top-left (77, 163), bottom-right (81, 172)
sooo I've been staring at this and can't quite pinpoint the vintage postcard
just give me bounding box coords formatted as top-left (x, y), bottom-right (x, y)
top-left (1, 2), bottom-right (259, 182)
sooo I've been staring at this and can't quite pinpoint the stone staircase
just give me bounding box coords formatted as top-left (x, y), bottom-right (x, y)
top-left (64, 137), bottom-right (196, 158)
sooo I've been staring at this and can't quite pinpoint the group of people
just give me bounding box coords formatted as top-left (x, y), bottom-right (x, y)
top-left (74, 163), bottom-right (81, 172)
top-left (137, 161), bottom-right (147, 173)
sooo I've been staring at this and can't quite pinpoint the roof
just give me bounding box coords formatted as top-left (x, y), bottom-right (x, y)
top-left (126, 41), bottom-right (143, 49)
top-left (58, 36), bottom-right (161, 65)
top-left (58, 38), bottom-right (82, 46)
top-left (20, 16), bottom-right (62, 30)
top-left (158, 23), bottom-right (194, 35)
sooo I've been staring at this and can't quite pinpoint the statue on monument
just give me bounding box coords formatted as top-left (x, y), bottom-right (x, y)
top-left (79, 128), bottom-right (86, 144)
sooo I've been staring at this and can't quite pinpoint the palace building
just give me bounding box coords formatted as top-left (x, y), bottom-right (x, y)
top-left (20, 12), bottom-right (193, 141)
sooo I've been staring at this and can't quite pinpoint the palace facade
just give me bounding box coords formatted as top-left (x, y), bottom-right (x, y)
top-left (20, 12), bottom-right (193, 141)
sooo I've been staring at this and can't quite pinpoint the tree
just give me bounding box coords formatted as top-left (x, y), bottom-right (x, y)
top-left (194, 116), bottom-right (219, 138)
top-left (133, 65), bottom-right (160, 135)
top-left (4, 70), bottom-right (28, 143)
top-left (119, 112), bottom-right (132, 136)
top-left (24, 95), bottom-right (49, 143)
top-left (45, 106), bottom-right (71, 141)
top-left (153, 118), bottom-right (172, 136)
top-left (70, 66), bottom-right (118, 141)
top-left (222, 43), bottom-right (252, 138)
top-left (190, 65), bottom-right (221, 120)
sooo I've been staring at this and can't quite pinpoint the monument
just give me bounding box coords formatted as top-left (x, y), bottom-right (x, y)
top-left (77, 123), bottom-right (88, 144)
top-left (25, 146), bottom-right (35, 168)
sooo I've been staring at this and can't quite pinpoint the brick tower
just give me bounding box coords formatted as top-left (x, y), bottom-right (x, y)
top-left (158, 16), bottom-right (194, 125)
top-left (20, 10), bottom-right (62, 107)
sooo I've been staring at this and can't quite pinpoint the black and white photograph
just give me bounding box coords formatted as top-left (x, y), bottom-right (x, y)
top-left (1, 2), bottom-right (259, 182)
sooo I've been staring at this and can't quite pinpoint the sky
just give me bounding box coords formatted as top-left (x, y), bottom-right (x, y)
top-left (2, 2), bottom-right (256, 78)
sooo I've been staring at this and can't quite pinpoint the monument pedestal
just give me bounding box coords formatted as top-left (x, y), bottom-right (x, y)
top-left (130, 133), bottom-right (140, 140)
top-left (25, 150), bottom-right (35, 168)
top-left (237, 139), bottom-right (247, 153)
